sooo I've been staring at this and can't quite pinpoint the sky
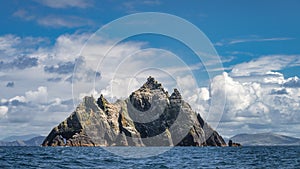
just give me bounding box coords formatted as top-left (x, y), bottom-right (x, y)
top-left (0, 0), bottom-right (300, 139)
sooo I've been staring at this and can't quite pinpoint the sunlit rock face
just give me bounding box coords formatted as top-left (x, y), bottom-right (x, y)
top-left (42, 76), bottom-right (226, 147)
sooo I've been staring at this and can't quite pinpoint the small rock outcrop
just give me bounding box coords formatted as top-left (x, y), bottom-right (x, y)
top-left (228, 140), bottom-right (241, 147)
top-left (42, 76), bottom-right (226, 147)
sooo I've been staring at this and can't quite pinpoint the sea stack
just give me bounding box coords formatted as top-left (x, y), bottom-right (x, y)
top-left (42, 76), bottom-right (226, 147)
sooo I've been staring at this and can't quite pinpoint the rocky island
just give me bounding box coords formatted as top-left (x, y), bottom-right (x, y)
top-left (42, 77), bottom-right (226, 147)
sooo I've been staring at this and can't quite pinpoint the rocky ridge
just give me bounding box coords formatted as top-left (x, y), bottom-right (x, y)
top-left (42, 76), bottom-right (226, 147)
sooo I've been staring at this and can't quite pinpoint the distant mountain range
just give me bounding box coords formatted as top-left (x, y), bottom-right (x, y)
top-left (1, 134), bottom-right (41, 142)
top-left (230, 133), bottom-right (300, 146)
top-left (0, 136), bottom-right (45, 146)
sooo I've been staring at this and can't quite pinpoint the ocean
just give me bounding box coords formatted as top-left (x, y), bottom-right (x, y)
top-left (0, 146), bottom-right (299, 168)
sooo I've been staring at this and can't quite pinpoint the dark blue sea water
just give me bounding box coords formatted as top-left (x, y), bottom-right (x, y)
top-left (0, 146), bottom-right (299, 169)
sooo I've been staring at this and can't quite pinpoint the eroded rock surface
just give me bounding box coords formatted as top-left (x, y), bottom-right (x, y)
top-left (42, 76), bottom-right (226, 147)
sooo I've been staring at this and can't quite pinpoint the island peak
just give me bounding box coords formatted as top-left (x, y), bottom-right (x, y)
top-left (42, 77), bottom-right (226, 147)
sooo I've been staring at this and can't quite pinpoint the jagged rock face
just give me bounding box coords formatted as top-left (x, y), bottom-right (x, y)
top-left (42, 76), bottom-right (226, 147)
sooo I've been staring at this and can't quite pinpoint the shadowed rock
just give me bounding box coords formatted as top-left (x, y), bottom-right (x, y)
top-left (228, 139), bottom-right (241, 147)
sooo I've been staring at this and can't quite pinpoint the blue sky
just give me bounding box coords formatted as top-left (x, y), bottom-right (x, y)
top-left (0, 0), bottom-right (300, 139)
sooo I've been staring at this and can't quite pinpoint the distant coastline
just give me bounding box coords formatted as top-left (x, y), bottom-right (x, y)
top-left (228, 132), bottom-right (300, 146)
top-left (0, 135), bottom-right (45, 146)
top-left (1, 132), bottom-right (300, 147)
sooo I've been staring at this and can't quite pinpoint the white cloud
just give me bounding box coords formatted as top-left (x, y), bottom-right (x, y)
top-left (13, 9), bottom-right (35, 21)
top-left (284, 76), bottom-right (300, 88)
top-left (176, 75), bottom-right (197, 94)
top-left (197, 88), bottom-right (210, 101)
top-left (9, 96), bottom-right (26, 103)
top-left (34, 0), bottom-right (92, 9)
top-left (0, 33), bottom-right (95, 138)
top-left (1, 86), bottom-right (74, 136)
top-left (1, 32), bottom-right (300, 139)
top-left (75, 46), bottom-right (203, 104)
top-left (0, 106), bottom-right (8, 118)
top-left (55, 34), bottom-right (87, 54)
top-left (0, 34), bottom-right (49, 62)
top-left (231, 55), bottom-right (300, 77)
top-left (1, 99), bottom-right (7, 104)
top-left (0, 33), bottom-right (169, 137)
top-left (218, 73), bottom-right (256, 112)
top-left (37, 15), bottom-right (94, 28)
top-left (122, 0), bottom-right (162, 13)
top-left (187, 55), bottom-right (300, 137)
top-left (263, 71), bottom-right (285, 84)
top-left (206, 70), bottom-right (300, 137)
top-left (5, 86), bottom-right (48, 105)
top-left (0, 32), bottom-right (151, 107)
top-left (215, 36), bottom-right (294, 46)
top-left (13, 8), bottom-right (93, 28)
top-left (25, 86), bottom-right (48, 104)
top-left (0, 35), bottom-right (20, 57)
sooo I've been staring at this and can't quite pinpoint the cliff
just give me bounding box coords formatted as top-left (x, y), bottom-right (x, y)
top-left (42, 77), bottom-right (226, 147)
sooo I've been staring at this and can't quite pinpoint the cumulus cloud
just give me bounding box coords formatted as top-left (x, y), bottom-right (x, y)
top-left (283, 76), bottom-right (300, 88)
top-left (0, 86), bottom-right (73, 136)
top-left (0, 34), bottom-right (93, 137)
top-left (3, 87), bottom-right (48, 105)
top-left (0, 34), bottom-right (21, 57)
top-left (0, 33), bottom-right (95, 100)
top-left (0, 56), bottom-right (38, 70)
top-left (68, 36), bottom-right (300, 138)
top-left (9, 96), bottom-right (26, 103)
top-left (0, 33), bottom-right (165, 137)
top-left (44, 61), bottom-right (75, 74)
top-left (48, 33), bottom-right (90, 61)
top-left (270, 88), bottom-right (289, 95)
top-left (25, 86), bottom-right (48, 104)
top-left (214, 73), bottom-right (256, 113)
top-left (202, 70), bottom-right (300, 137)
top-left (263, 71), bottom-right (285, 84)
top-left (1, 31), bottom-right (300, 138)
top-left (0, 34), bottom-right (49, 59)
top-left (0, 32), bottom-right (150, 106)
top-left (0, 106), bottom-right (8, 118)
